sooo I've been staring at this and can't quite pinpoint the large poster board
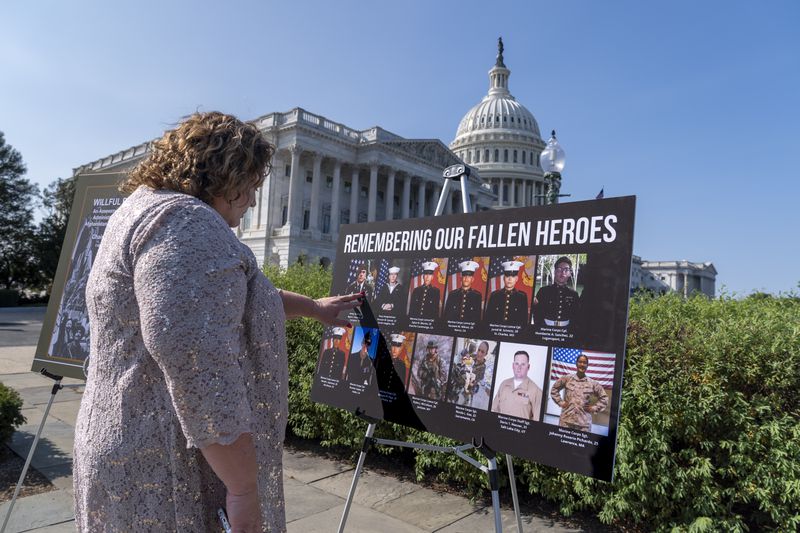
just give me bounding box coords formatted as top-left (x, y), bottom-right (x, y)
top-left (311, 196), bottom-right (636, 481)
top-left (32, 173), bottom-right (127, 380)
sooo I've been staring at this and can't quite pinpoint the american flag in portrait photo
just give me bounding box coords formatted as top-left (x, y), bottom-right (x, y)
top-left (447, 256), bottom-right (474, 291)
top-left (372, 259), bottom-right (390, 295)
top-left (408, 258), bottom-right (448, 290)
top-left (409, 259), bottom-right (428, 291)
top-left (408, 258), bottom-right (448, 310)
top-left (347, 258), bottom-right (371, 284)
top-left (487, 256), bottom-right (512, 293)
top-left (550, 348), bottom-right (616, 389)
top-left (320, 326), bottom-right (352, 353)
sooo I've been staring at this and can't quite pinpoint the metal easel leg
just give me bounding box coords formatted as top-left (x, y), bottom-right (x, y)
top-left (506, 453), bottom-right (523, 533)
top-left (337, 422), bottom-right (376, 533)
top-left (1, 370), bottom-right (63, 533)
top-left (434, 178), bottom-right (453, 216)
top-left (487, 457), bottom-right (503, 533)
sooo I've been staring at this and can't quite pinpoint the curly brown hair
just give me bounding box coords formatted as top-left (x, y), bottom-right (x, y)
top-left (120, 111), bottom-right (274, 204)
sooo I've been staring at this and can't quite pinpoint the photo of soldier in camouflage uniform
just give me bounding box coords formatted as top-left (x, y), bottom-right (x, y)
top-left (408, 333), bottom-right (453, 401)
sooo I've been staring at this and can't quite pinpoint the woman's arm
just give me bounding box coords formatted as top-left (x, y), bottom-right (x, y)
top-left (201, 433), bottom-right (260, 531)
top-left (279, 289), bottom-right (362, 326)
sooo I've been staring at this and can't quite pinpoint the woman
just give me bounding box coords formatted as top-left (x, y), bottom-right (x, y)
top-left (73, 111), bottom-right (360, 532)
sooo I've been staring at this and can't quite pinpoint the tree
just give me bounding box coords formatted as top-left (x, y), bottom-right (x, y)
top-left (0, 131), bottom-right (39, 290)
top-left (36, 176), bottom-right (76, 289)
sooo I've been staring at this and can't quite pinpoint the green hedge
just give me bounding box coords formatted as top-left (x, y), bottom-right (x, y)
top-left (267, 264), bottom-right (800, 531)
top-left (0, 383), bottom-right (25, 443)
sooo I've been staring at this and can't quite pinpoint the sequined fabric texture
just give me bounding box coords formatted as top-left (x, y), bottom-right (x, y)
top-left (74, 187), bottom-right (288, 531)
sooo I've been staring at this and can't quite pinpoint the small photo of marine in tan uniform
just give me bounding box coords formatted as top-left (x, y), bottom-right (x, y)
top-left (490, 343), bottom-right (548, 421)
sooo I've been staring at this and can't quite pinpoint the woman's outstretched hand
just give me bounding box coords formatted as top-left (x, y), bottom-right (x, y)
top-left (312, 293), bottom-right (363, 326)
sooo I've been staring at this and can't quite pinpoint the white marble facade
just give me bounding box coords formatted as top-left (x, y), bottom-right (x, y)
top-left (639, 259), bottom-right (717, 298)
top-left (76, 107), bottom-right (495, 269)
top-left (236, 108), bottom-right (494, 267)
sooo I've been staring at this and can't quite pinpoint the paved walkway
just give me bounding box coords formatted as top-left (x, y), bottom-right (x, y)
top-left (0, 308), bottom-right (583, 532)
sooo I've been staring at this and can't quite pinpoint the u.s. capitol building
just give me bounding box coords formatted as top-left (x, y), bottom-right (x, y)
top-left (72, 39), bottom-right (715, 296)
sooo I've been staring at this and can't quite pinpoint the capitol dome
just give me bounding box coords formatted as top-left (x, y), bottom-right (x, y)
top-left (450, 38), bottom-right (547, 208)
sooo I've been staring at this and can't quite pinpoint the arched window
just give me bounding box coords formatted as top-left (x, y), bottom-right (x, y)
top-left (485, 149), bottom-right (490, 161)
top-left (466, 151), bottom-right (472, 164)
top-left (503, 149), bottom-right (508, 162)
top-left (513, 150), bottom-right (518, 163)
top-left (494, 149), bottom-right (499, 162)
top-left (522, 151), bottom-right (526, 164)
top-left (475, 150), bottom-right (480, 163)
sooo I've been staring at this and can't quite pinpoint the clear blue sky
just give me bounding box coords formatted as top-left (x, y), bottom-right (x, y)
top-left (3, 1), bottom-right (798, 295)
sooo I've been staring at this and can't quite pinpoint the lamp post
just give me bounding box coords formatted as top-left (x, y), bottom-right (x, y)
top-left (540, 130), bottom-right (568, 205)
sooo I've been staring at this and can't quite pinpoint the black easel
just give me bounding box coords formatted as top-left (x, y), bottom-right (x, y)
top-left (337, 165), bottom-right (524, 533)
top-left (1, 369), bottom-right (64, 533)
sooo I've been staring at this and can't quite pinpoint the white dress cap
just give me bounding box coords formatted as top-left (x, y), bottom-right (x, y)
top-left (332, 327), bottom-right (347, 337)
top-left (390, 333), bottom-right (406, 344)
top-left (422, 261), bottom-right (438, 273)
top-left (459, 260), bottom-right (479, 274)
top-left (501, 260), bottom-right (524, 274)
top-left (388, 266), bottom-right (400, 274)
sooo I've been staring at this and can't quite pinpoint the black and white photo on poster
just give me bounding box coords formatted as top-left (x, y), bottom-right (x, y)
top-left (32, 173), bottom-right (128, 380)
top-left (47, 195), bottom-right (124, 361)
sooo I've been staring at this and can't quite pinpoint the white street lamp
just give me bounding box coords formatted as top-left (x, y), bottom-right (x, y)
top-left (540, 130), bottom-right (567, 204)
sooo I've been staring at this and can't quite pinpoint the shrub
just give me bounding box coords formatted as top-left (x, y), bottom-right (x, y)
top-left (267, 263), bottom-right (800, 531)
top-left (0, 383), bottom-right (25, 443)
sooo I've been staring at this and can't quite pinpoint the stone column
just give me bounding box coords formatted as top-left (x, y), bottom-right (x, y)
top-left (521, 180), bottom-right (527, 207)
top-left (286, 145), bottom-right (302, 227)
top-left (417, 179), bottom-right (426, 218)
top-left (401, 173), bottom-right (411, 219)
top-left (385, 168), bottom-right (396, 220)
top-left (367, 161), bottom-right (378, 222)
top-left (498, 178), bottom-right (505, 206)
top-left (309, 152), bottom-right (322, 232)
top-left (270, 154), bottom-right (283, 227)
top-left (330, 160), bottom-right (341, 234)
top-left (349, 166), bottom-right (360, 224)
top-left (255, 180), bottom-right (265, 229)
top-left (510, 178), bottom-right (517, 207)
